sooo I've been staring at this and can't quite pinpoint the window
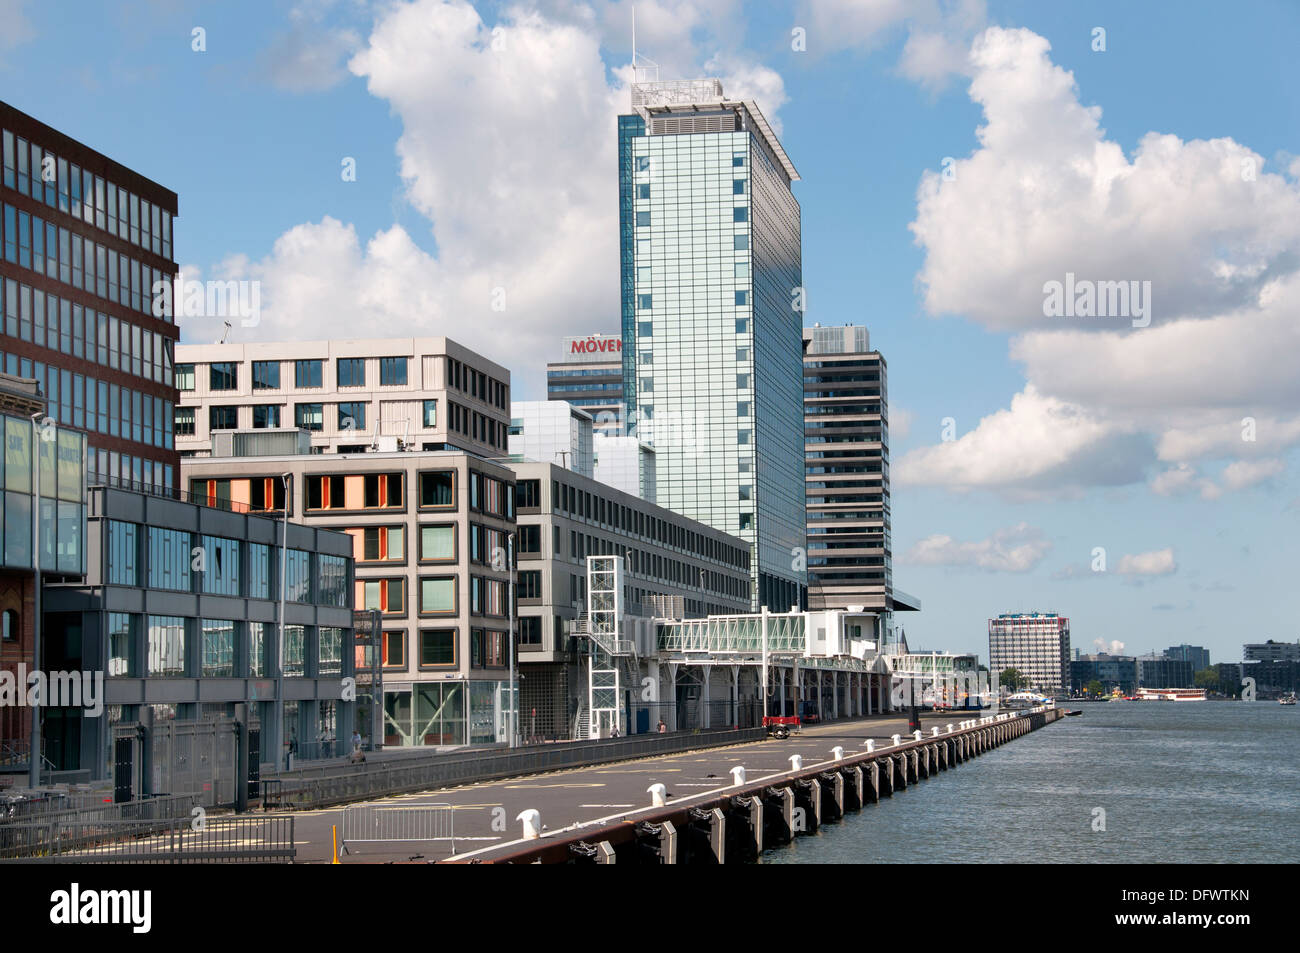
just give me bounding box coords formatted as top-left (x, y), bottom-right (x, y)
top-left (733, 207), bottom-right (748, 222)
top-left (735, 318), bottom-right (749, 333)
top-left (516, 479), bottom-right (540, 509)
top-left (733, 152), bottom-right (746, 167)
top-left (319, 555), bottom-right (349, 607)
top-left (737, 374), bottom-right (750, 389)
top-left (739, 514), bottom-right (752, 531)
top-left (147, 527), bottom-right (191, 591)
top-left (283, 625), bottom-right (305, 677)
top-left (353, 526), bottom-right (405, 563)
top-left (638, 294), bottom-right (652, 309)
top-left (420, 629), bottom-right (456, 668)
top-left (284, 550), bottom-right (312, 602)
top-left (295, 403), bottom-right (323, 431)
top-left (380, 357), bottom-right (408, 386)
top-left (295, 359), bottom-right (322, 388)
top-left (249, 622), bottom-right (268, 677)
top-left (338, 401), bottom-right (366, 431)
top-left (422, 400), bottom-right (437, 427)
top-left (382, 631), bottom-right (406, 668)
top-left (518, 525), bottom-right (541, 553)
top-left (209, 362), bottom-right (237, 391)
top-left (518, 570), bottom-right (541, 599)
top-left (519, 616), bottom-right (541, 646)
top-left (636, 183), bottom-right (649, 199)
top-left (337, 358), bottom-right (365, 388)
top-left (419, 471), bottom-right (455, 508)
top-left (419, 525), bottom-right (456, 562)
top-left (734, 234), bottom-right (748, 250)
top-left (147, 615), bottom-right (187, 676)
top-left (734, 263), bottom-right (748, 279)
top-left (733, 179), bottom-right (746, 194)
top-left (176, 363), bottom-right (195, 390)
top-left (107, 613), bottom-right (133, 676)
top-left (209, 406), bottom-right (238, 430)
top-left (735, 290), bottom-right (749, 305)
top-left (252, 404), bottom-right (281, 428)
top-left (200, 620), bottom-right (235, 677)
top-left (252, 361), bottom-right (280, 389)
top-left (736, 347), bottom-right (749, 362)
top-left (360, 578), bottom-right (405, 614)
top-left (107, 521), bottom-right (137, 585)
top-left (635, 156), bottom-right (650, 172)
top-left (420, 577), bottom-right (457, 615)
top-left (737, 401), bottom-right (750, 417)
top-left (198, 535), bottom-right (240, 596)
top-left (319, 628), bottom-right (343, 676)
top-left (636, 211), bottom-right (650, 226)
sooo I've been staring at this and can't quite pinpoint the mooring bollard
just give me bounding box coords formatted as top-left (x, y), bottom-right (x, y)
top-left (648, 783), bottom-right (667, 807)
top-left (789, 754), bottom-right (803, 771)
top-left (913, 730), bottom-right (923, 741)
top-left (947, 723), bottom-right (954, 733)
top-left (518, 809), bottom-right (542, 840)
top-left (865, 739), bottom-right (876, 752)
top-left (730, 765), bottom-right (747, 786)
top-left (891, 734), bottom-right (901, 746)
top-left (831, 746), bottom-right (845, 761)
top-left (931, 727), bottom-right (941, 737)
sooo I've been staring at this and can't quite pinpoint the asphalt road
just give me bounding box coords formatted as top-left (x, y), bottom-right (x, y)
top-left (289, 711), bottom-right (974, 863)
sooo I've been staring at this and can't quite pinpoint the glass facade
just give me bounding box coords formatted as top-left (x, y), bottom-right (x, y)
top-left (0, 413), bottom-right (86, 572)
top-left (619, 102), bottom-right (806, 609)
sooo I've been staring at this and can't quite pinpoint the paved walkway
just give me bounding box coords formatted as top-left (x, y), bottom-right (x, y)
top-left (289, 711), bottom-right (977, 863)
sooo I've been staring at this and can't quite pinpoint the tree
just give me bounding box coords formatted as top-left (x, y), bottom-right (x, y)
top-left (1194, 668), bottom-right (1220, 692)
top-left (1086, 679), bottom-right (1105, 697)
top-left (1000, 668), bottom-right (1028, 690)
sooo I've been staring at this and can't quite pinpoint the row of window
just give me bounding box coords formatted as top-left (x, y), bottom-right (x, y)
top-left (88, 452), bottom-right (173, 495)
top-left (371, 627), bottom-right (508, 670)
top-left (2, 128), bottom-right (174, 259)
top-left (446, 355), bottom-right (507, 410)
top-left (357, 574), bottom-right (508, 619)
top-left (107, 615), bottom-right (341, 679)
top-left (2, 202), bottom-right (174, 319)
top-left (177, 398), bottom-right (439, 437)
top-left (105, 519), bottom-right (349, 605)
top-left (2, 277), bottom-right (175, 386)
top-left (180, 356), bottom-right (411, 393)
top-left (0, 349), bottom-right (174, 451)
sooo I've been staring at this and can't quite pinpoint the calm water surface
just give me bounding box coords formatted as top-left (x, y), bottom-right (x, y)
top-left (766, 701), bottom-right (1300, 863)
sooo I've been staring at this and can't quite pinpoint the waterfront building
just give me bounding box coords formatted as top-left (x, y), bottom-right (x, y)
top-left (619, 77), bottom-right (806, 612)
top-left (183, 444), bottom-right (515, 748)
top-left (508, 400), bottom-right (593, 476)
top-left (802, 324), bottom-right (919, 619)
top-left (1240, 659), bottom-right (1300, 695)
top-left (42, 484), bottom-right (354, 779)
top-left (2, 100), bottom-right (180, 493)
top-left (1071, 653), bottom-right (1138, 695)
top-left (1164, 643), bottom-right (1211, 671)
top-left (1136, 654), bottom-right (1194, 690)
top-left (510, 461), bottom-right (751, 739)
top-left (546, 334), bottom-right (624, 435)
top-left (988, 612), bottom-right (1071, 695)
top-left (175, 338), bottom-right (509, 460)
top-left (1243, 639), bottom-right (1300, 663)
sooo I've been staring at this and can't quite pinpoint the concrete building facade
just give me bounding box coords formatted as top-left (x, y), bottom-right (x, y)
top-left (988, 612), bottom-right (1071, 695)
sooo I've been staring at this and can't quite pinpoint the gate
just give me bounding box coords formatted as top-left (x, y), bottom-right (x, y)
top-left (113, 737), bottom-right (134, 804)
top-left (338, 802), bottom-right (456, 857)
top-left (248, 729), bottom-right (260, 800)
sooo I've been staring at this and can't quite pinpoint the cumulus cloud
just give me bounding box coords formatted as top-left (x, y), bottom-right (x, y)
top-left (902, 522), bottom-right (1051, 572)
top-left (1116, 548), bottom-right (1177, 577)
top-left (899, 26), bottom-right (1300, 495)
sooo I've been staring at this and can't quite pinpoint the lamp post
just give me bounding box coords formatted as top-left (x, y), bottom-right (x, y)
top-left (507, 531), bottom-right (517, 749)
top-left (277, 472), bottom-right (290, 769)
top-left (28, 413), bottom-right (44, 787)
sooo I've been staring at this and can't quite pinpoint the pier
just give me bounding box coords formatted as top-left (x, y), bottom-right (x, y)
top-left (289, 706), bottom-right (1062, 863)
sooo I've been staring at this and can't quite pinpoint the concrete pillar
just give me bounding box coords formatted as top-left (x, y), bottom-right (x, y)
top-left (668, 664), bottom-right (679, 732)
top-left (702, 666), bottom-right (711, 730)
top-left (764, 787), bottom-right (794, 845)
top-left (730, 668), bottom-right (740, 728)
top-left (831, 671), bottom-right (839, 720)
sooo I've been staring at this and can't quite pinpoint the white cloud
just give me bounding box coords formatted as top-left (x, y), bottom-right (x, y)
top-left (1116, 548), bottom-right (1176, 577)
top-left (902, 522), bottom-right (1051, 572)
top-left (901, 26), bottom-right (1300, 495)
top-left (1220, 458), bottom-right (1285, 491)
top-left (0, 0), bottom-right (34, 52)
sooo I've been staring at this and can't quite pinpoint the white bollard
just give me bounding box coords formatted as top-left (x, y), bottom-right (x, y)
top-left (831, 746), bottom-right (845, 761)
top-left (789, 754), bottom-right (803, 771)
top-left (947, 724), bottom-right (954, 733)
top-left (648, 783), bottom-right (667, 807)
top-left (913, 730), bottom-right (922, 741)
top-left (891, 734), bottom-right (901, 746)
top-left (730, 766), bottom-right (747, 786)
top-left (865, 739), bottom-right (876, 752)
top-left (517, 809), bottom-right (542, 840)
top-left (931, 727), bottom-right (941, 737)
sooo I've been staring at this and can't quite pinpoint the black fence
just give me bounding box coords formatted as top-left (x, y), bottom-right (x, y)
top-left (0, 814), bottom-right (295, 863)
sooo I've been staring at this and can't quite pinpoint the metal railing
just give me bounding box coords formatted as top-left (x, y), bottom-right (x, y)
top-left (339, 802), bottom-right (455, 857)
top-left (0, 791), bottom-right (205, 827)
top-left (0, 814), bottom-right (295, 863)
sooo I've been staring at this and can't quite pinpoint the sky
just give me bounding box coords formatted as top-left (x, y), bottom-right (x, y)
top-left (2, 0), bottom-right (1297, 664)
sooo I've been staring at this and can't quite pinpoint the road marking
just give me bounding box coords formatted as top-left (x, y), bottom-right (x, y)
top-left (503, 782), bottom-right (605, 789)
top-left (579, 804), bottom-right (635, 808)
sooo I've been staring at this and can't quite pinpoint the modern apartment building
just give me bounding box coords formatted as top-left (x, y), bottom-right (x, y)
top-left (42, 485), bottom-right (354, 779)
top-left (803, 324), bottom-right (919, 619)
top-left (1243, 639), bottom-right (1300, 663)
top-left (511, 460), bottom-right (751, 739)
top-left (183, 446), bottom-right (517, 748)
top-left (619, 78), bottom-right (806, 612)
top-left (175, 338), bottom-right (509, 460)
top-left (988, 611), bottom-right (1071, 695)
top-left (2, 100), bottom-right (180, 493)
top-left (1163, 643), bottom-right (1211, 671)
top-left (546, 334), bottom-right (624, 435)
top-left (1070, 653), bottom-right (1138, 694)
top-left (1135, 654), bottom-right (1194, 690)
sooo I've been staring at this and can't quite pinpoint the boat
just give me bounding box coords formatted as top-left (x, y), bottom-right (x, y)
top-left (1003, 691), bottom-right (1053, 710)
top-left (1135, 687), bottom-right (1207, 702)
top-left (1280, 693), bottom-right (1297, 706)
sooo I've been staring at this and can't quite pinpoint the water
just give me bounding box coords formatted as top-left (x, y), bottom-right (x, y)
top-left (766, 702), bottom-right (1300, 863)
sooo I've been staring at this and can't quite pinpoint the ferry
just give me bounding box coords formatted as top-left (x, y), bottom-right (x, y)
top-left (1135, 687), bottom-right (1207, 702)
top-left (1280, 692), bottom-right (1297, 706)
top-left (1003, 691), bottom-right (1053, 710)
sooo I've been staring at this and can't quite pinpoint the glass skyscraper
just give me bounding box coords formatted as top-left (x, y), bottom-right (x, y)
top-left (619, 79), bottom-right (805, 611)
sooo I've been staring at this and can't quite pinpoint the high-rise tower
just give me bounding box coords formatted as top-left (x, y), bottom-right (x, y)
top-left (619, 78), bottom-right (805, 611)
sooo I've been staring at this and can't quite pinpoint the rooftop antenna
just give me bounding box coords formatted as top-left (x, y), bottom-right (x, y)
top-left (631, 4), bottom-right (659, 84)
top-left (218, 320), bottom-right (232, 344)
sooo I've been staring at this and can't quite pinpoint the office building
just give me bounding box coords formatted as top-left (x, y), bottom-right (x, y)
top-left (1164, 643), bottom-right (1211, 671)
top-left (803, 324), bottom-right (919, 619)
top-left (511, 461), bottom-right (750, 739)
top-left (619, 78), bottom-right (806, 612)
top-left (592, 433), bottom-right (656, 502)
top-left (2, 100), bottom-right (180, 493)
top-left (1071, 654), bottom-right (1138, 695)
top-left (1243, 639), bottom-right (1300, 663)
top-left (508, 400), bottom-right (594, 476)
top-left (988, 612), bottom-right (1071, 695)
top-left (546, 334), bottom-right (624, 435)
top-left (1136, 654), bottom-right (1194, 690)
top-left (175, 338), bottom-right (509, 460)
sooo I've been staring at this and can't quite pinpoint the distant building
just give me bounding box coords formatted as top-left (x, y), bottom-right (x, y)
top-left (1243, 639), bottom-right (1300, 663)
top-left (592, 433), bottom-right (656, 502)
top-left (1164, 643), bottom-right (1211, 671)
top-left (1136, 654), bottom-right (1194, 689)
top-left (1241, 659), bottom-right (1300, 695)
top-left (988, 612), bottom-right (1071, 695)
top-left (509, 400), bottom-right (593, 476)
top-left (1071, 654), bottom-right (1138, 694)
top-left (546, 335), bottom-right (624, 436)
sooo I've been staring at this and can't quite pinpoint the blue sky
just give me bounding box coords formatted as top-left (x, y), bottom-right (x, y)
top-left (3, 0), bottom-right (1297, 663)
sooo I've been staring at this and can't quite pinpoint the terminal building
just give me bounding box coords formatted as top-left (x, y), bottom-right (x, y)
top-left (988, 612), bottom-right (1071, 695)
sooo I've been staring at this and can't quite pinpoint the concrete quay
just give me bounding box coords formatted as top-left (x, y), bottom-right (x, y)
top-left (288, 707), bottom-right (1062, 863)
